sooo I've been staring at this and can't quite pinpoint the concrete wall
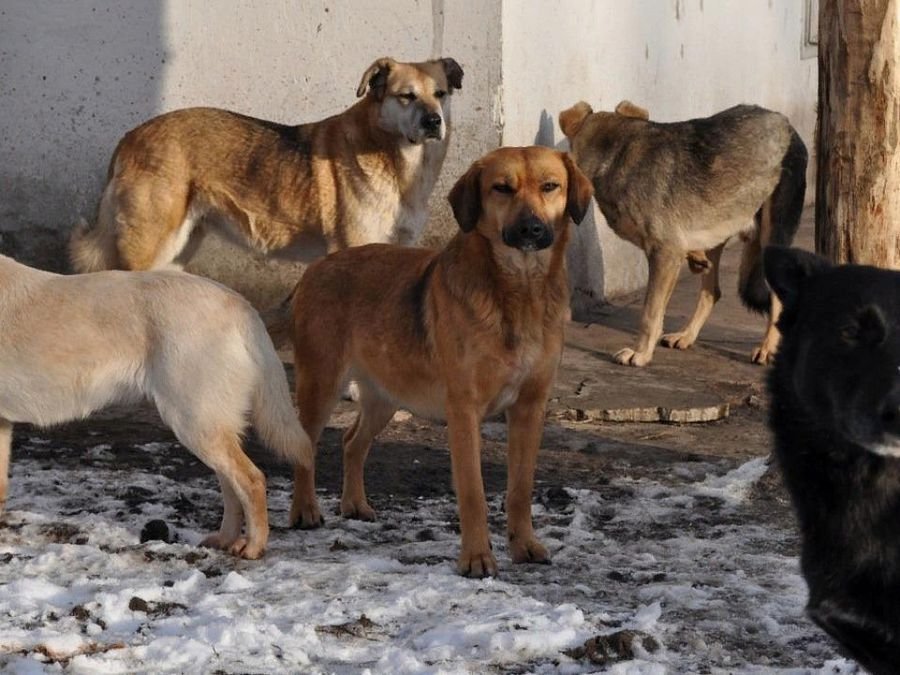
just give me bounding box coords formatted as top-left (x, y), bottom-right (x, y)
top-left (0, 0), bottom-right (502, 304)
top-left (1, 0), bottom-right (816, 310)
top-left (501, 0), bottom-right (818, 313)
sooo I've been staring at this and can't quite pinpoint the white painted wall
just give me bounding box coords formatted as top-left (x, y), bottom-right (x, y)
top-left (501, 0), bottom-right (818, 309)
top-left (0, 0), bottom-right (502, 302)
top-left (1, 0), bottom-right (816, 309)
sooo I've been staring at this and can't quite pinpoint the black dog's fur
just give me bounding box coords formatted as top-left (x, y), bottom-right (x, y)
top-left (765, 246), bottom-right (900, 674)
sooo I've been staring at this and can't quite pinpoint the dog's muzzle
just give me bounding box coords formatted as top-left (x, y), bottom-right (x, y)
top-left (502, 217), bottom-right (554, 252)
top-left (421, 112), bottom-right (443, 139)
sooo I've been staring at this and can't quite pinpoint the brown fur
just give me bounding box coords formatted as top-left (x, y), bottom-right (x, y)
top-left (69, 57), bottom-right (464, 272)
top-left (286, 147), bottom-right (593, 577)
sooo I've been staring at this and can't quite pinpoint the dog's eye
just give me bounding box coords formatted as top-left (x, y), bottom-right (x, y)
top-left (398, 92), bottom-right (417, 102)
top-left (492, 183), bottom-right (514, 194)
top-left (541, 182), bottom-right (560, 193)
top-left (435, 90), bottom-right (447, 99)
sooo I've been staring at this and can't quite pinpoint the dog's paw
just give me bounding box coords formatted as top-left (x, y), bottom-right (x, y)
top-left (509, 535), bottom-right (551, 565)
top-left (228, 536), bottom-right (266, 560)
top-left (750, 344), bottom-right (776, 365)
top-left (613, 347), bottom-right (652, 367)
top-left (201, 533), bottom-right (265, 559)
top-left (457, 546), bottom-right (499, 578)
top-left (290, 501), bottom-right (325, 530)
top-left (340, 498), bottom-right (376, 522)
top-left (661, 331), bottom-right (695, 350)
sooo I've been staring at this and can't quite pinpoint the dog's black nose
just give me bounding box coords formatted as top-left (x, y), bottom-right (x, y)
top-left (518, 220), bottom-right (548, 241)
top-left (422, 112), bottom-right (442, 131)
top-left (502, 217), bottom-right (554, 251)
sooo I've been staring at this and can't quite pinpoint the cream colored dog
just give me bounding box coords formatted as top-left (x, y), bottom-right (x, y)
top-left (0, 254), bottom-right (313, 559)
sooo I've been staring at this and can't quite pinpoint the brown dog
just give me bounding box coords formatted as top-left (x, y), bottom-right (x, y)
top-left (286, 146), bottom-right (593, 577)
top-left (69, 57), bottom-right (463, 272)
top-left (559, 99), bottom-right (807, 367)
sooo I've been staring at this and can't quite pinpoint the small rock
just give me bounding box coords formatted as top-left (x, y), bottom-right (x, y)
top-left (565, 630), bottom-right (660, 664)
top-left (128, 596), bottom-right (149, 613)
top-left (140, 519), bottom-right (172, 544)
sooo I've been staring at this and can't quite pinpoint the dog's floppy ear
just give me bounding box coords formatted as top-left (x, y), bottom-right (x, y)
top-left (357, 57), bottom-right (396, 99)
top-left (615, 99), bottom-right (650, 120)
top-left (562, 153), bottom-right (594, 225)
top-left (448, 162), bottom-right (482, 232)
top-left (440, 58), bottom-right (464, 91)
top-left (764, 246), bottom-right (832, 311)
top-left (559, 102), bottom-right (593, 139)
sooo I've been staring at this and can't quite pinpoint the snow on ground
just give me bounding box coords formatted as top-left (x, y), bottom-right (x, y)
top-left (0, 434), bottom-right (856, 674)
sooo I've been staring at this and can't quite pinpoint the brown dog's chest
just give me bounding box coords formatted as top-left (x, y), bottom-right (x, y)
top-left (483, 343), bottom-right (545, 415)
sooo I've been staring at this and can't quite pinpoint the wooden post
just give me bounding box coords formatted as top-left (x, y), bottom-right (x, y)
top-left (816, 0), bottom-right (900, 266)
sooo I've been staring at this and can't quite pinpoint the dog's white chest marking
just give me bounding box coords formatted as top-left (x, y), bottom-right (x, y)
top-left (488, 347), bottom-right (541, 416)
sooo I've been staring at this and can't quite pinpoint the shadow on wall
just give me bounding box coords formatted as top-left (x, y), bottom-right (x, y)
top-left (0, 2), bottom-right (165, 270)
top-left (533, 108), bottom-right (608, 318)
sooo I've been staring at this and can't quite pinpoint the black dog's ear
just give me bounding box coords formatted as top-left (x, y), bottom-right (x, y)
top-left (764, 246), bottom-right (832, 311)
top-left (357, 57), bottom-right (395, 99)
top-left (448, 162), bottom-right (482, 232)
top-left (562, 152), bottom-right (594, 225)
top-left (440, 58), bottom-right (464, 91)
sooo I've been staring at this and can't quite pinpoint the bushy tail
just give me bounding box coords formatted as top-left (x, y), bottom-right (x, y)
top-left (68, 216), bottom-right (120, 273)
top-left (248, 316), bottom-right (313, 470)
top-left (739, 129), bottom-right (808, 314)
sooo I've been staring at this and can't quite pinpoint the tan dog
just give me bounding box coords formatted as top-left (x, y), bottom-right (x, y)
top-left (560, 100), bottom-right (807, 367)
top-left (286, 146), bottom-right (593, 577)
top-left (69, 57), bottom-right (464, 272)
top-left (0, 254), bottom-right (312, 559)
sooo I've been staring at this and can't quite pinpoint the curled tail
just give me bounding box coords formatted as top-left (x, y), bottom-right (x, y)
top-left (739, 129), bottom-right (808, 314)
top-left (249, 316), bottom-right (313, 470)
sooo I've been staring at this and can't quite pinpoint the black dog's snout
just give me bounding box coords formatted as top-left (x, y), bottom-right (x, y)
top-left (502, 216), bottom-right (554, 251)
top-left (422, 112), bottom-right (442, 131)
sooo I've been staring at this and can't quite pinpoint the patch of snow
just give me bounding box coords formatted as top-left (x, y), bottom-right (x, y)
top-left (0, 438), bottom-right (855, 673)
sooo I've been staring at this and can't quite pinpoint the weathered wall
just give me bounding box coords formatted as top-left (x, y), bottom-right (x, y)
top-left (501, 0), bottom-right (818, 313)
top-left (1, 0), bottom-right (816, 310)
top-left (0, 0), bottom-right (502, 305)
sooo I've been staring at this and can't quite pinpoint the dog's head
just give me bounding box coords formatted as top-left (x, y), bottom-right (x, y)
top-left (765, 246), bottom-right (900, 457)
top-left (357, 57), bottom-right (463, 144)
top-left (448, 146), bottom-right (593, 256)
top-left (559, 100), bottom-right (650, 162)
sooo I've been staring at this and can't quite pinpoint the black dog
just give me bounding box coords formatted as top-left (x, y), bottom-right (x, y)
top-left (765, 246), bottom-right (900, 674)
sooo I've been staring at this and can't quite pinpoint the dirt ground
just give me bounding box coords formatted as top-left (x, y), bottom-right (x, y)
top-left (3, 219), bottom-right (829, 672)
top-left (7, 217), bottom-right (795, 548)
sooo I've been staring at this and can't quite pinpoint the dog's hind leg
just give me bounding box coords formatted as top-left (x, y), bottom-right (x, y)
top-left (113, 178), bottom-right (196, 270)
top-left (192, 431), bottom-right (269, 559)
top-left (340, 384), bottom-right (396, 521)
top-left (662, 243), bottom-right (725, 351)
top-left (614, 248), bottom-right (682, 367)
top-left (749, 198), bottom-right (782, 364)
top-left (0, 419), bottom-right (11, 514)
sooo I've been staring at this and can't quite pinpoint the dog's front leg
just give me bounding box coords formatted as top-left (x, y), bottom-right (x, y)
top-left (614, 248), bottom-right (682, 367)
top-left (0, 419), bottom-right (10, 513)
top-left (446, 402), bottom-right (497, 578)
top-left (505, 383), bottom-right (551, 565)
